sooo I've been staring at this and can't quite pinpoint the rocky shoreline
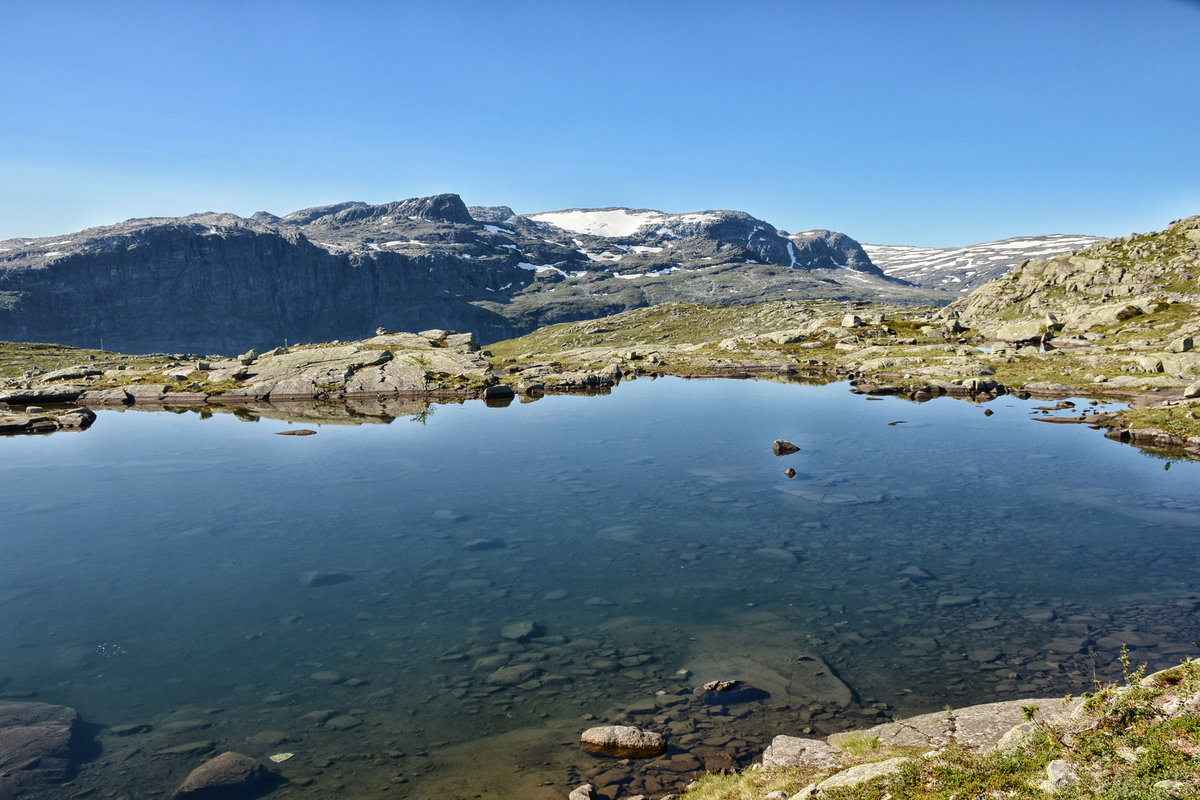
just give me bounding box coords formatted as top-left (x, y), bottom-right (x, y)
top-left (3, 314), bottom-right (1199, 458)
top-left (8, 665), bottom-right (1195, 800)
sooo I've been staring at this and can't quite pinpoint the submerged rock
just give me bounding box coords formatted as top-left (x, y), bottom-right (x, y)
top-left (299, 571), bottom-right (353, 588)
top-left (500, 621), bottom-right (538, 641)
top-left (580, 725), bottom-right (667, 758)
top-left (463, 537), bottom-right (505, 551)
top-left (171, 751), bottom-right (272, 799)
top-left (0, 702), bottom-right (80, 799)
top-left (486, 664), bottom-right (541, 686)
top-left (693, 680), bottom-right (770, 705)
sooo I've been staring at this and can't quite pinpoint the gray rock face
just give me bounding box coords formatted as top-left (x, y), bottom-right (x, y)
top-left (760, 735), bottom-right (839, 770)
top-left (815, 756), bottom-right (912, 791)
top-left (171, 751), bottom-right (270, 799)
top-left (580, 725), bottom-right (667, 758)
top-left (0, 702), bottom-right (80, 800)
top-left (827, 697), bottom-right (1083, 753)
top-left (1038, 758), bottom-right (1079, 792)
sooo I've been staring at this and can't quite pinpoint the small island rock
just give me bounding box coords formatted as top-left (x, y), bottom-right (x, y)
top-left (772, 439), bottom-right (800, 456)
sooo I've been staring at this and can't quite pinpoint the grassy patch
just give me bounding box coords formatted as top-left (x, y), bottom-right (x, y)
top-left (834, 732), bottom-right (882, 756)
top-left (1111, 406), bottom-right (1200, 439)
top-left (0, 341), bottom-right (171, 380)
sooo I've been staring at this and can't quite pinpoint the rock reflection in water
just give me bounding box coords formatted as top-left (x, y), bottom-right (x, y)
top-left (138, 395), bottom-right (452, 426)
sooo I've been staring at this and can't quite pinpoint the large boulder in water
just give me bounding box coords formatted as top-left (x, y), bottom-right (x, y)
top-left (580, 725), bottom-right (667, 758)
top-left (0, 702), bottom-right (80, 800)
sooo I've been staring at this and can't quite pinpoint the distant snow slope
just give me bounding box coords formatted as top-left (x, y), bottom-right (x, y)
top-left (864, 234), bottom-right (1105, 292)
top-left (528, 209), bottom-right (719, 237)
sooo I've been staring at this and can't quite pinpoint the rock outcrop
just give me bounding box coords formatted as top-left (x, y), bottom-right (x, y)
top-left (943, 214), bottom-right (1200, 342)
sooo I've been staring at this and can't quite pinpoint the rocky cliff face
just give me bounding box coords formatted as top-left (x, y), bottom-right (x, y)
top-left (0, 194), bottom-right (941, 354)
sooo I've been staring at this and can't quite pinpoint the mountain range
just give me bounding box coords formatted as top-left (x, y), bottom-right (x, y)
top-left (0, 193), bottom-right (1094, 354)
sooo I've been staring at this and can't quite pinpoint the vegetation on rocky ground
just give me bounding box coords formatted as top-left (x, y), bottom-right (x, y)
top-left (679, 656), bottom-right (1200, 800)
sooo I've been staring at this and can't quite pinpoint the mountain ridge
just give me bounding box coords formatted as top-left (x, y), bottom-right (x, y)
top-left (0, 193), bottom-right (944, 354)
top-left (864, 234), bottom-right (1106, 292)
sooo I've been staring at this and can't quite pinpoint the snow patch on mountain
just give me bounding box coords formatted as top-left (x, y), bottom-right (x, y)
top-left (529, 209), bottom-right (720, 238)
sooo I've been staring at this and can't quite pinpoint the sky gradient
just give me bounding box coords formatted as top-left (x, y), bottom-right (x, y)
top-left (2, 0), bottom-right (1198, 247)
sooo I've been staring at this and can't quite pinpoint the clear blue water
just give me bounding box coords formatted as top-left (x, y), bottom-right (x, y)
top-left (3, 377), bottom-right (1200, 798)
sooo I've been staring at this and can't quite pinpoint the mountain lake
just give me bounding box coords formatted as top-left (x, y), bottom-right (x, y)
top-left (3, 376), bottom-right (1200, 799)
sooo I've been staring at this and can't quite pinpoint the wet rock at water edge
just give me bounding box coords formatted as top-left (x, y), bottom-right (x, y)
top-left (171, 750), bottom-right (275, 799)
top-left (568, 784), bottom-right (597, 800)
top-left (299, 571), bottom-right (353, 588)
top-left (0, 702), bottom-right (82, 798)
top-left (483, 384), bottom-right (515, 399)
top-left (581, 725), bottom-right (668, 758)
top-left (772, 439), bottom-right (800, 456)
top-left (275, 428), bottom-right (316, 436)
top-left (693, 680), bottom-right (770, 705)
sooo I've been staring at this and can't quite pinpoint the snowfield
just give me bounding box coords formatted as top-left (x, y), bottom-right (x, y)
top-left (528, 209), bottom-right (719, 238)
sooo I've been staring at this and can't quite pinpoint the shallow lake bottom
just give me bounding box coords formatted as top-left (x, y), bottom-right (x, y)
top-left (3, 376), bottom-right (1200, 798)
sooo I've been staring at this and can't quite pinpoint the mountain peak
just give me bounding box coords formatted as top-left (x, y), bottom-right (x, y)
top-left (283, 194), bottom-right (474, 227)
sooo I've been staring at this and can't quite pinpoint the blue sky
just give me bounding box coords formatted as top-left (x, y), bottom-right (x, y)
top-left (2, 1), bottom-right (1198, 247)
